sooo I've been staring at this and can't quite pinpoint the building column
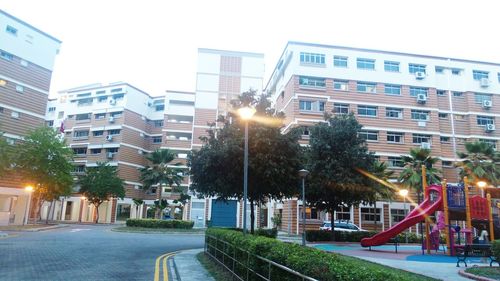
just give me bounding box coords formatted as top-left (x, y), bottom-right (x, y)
top-left (110, 198), bottom-right (117, 224)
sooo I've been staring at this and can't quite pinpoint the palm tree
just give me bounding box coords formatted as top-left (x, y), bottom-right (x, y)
top-left (371, 160), bottom-right (396, 201)
top-left (139, 149), bottom-right (183, 218)
top-left (399, 148), bottom-right (441, 202)
top-left (132, 198), bottom-right (144, 219)
top-left (456, 141), bottom-right (499, 187)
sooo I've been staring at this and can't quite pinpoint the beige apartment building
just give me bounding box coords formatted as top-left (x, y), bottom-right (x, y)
top-left (265, 41), bottom-right (500, 234)
top-left (0, 10), bottom-right (61, 226)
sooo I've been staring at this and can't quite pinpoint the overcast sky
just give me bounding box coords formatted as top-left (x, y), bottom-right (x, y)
top-left (3, 0), bottom-right (500, 97)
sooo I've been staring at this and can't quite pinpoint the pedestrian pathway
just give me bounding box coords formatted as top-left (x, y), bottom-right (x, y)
top-left (173, 248), bottom-right (214, 281)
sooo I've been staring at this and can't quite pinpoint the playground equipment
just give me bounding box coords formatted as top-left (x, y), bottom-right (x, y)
top-left (361, 166), bottom-right (496, 256)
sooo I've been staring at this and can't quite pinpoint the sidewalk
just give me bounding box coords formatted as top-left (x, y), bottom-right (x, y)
top-left (0, 223), bottom-right (68, 232)
top-left (173, 248), bottom-right (214, 281)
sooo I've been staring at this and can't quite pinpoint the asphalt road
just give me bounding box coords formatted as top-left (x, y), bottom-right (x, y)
top-left (0, 225), bottom-right (204, 281)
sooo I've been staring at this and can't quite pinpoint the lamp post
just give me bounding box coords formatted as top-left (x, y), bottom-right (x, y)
top-left (24, 185), bottom-right (34, 225)
top-left (399, 189), bottom-right (409, 244)
top-left (238, 106), bottom-right (256, 235)
top-left (299, 169), bottom-right (309, 246)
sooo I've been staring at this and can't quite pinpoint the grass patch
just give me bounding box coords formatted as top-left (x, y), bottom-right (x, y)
top-left (111, 226), bottom-right (204, 234)
top-left (196, 252), bottom-right (233, 281)
top-left (465, 267), bottom-right (500, 280)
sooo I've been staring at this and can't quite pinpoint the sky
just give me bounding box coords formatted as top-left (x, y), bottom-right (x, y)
top-left (2, 0), bottom-right (500, 98)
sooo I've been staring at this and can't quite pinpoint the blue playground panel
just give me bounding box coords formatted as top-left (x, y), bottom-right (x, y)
top-left (447, 184), bottom-right (466, 208)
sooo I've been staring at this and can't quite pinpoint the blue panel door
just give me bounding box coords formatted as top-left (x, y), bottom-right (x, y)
top-left (211, 200), bottom-right (237, 227)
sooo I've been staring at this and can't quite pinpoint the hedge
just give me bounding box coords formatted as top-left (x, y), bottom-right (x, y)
top-left (126, 219), bottom-right (194, 229)
top-left (492, 240), bottom-right (500, 261)
top-left (221, 227), bottom-right (278, 239)
top-left (206, 228), bottom-right (436, 281)
top-left (306, 230), bottom-right (377, 242)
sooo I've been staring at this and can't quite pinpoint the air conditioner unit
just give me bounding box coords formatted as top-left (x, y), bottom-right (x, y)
top-left (418, 121), bottom-right (427, 127)
top-left (485, 124), bottom-right (496, 132)
top-left (108, 117), bottom-right (115, 123)
top-left (137, 149), bottom-right (143, 155)
top-left (421, 142), bottom-right (431, 149)
top-left (417, 93), bottom-right (427, 103)
top-left (109, 99), bottom-right (116, 105)
top-left (147, 102), bottom-right (153, 107)
top-left (415, 72), bottom-right (426, 79)
top-left (106, 135), bottom-right (113, 142)
top-left (139, 133), bottom-right (145, 138)
top-left (141, 116), bottom-right (146, 121)
top-left (107, 152), bottom-right (114, 159)
top-left (482, 100), bottom-right (492, 108)
top-left (480, 78), bottom-right (490, 87)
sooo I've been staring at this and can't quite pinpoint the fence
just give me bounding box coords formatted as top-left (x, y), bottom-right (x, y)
top-left (205, 235), bottom-right (318, 281)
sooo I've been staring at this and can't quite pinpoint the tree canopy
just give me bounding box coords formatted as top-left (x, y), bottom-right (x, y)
top-left (398, 147), bottom-right (441, 196)
top-left (0, 134), bottom-right (13, 177)
top-left (79, 162), bottom-right (125, 223)
top-left (456, 141), bottom-right (499, 186)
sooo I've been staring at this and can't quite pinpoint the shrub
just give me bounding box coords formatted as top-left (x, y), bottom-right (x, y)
top-left (306, 230), bottom-right (377, 242)
top-left (126, 219), bottom-right (194, 229)
top-left (205, 228), bottom-right (435, 281)
top-left (492, 240), bottom-right (500, 261)
top-left (255, 228), bottom-right (278, 238)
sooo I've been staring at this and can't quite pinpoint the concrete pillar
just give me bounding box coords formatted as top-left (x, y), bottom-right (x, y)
top-left (60, 200), bottom-right (67, 221)
top-left (13, 195), bottom-right (28, 225)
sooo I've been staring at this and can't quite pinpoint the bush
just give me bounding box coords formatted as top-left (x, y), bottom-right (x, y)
top-left (126, 219), bottom-right (194, 229)
top-left (255, 228), bottom-right (278, 238)
top-left (306, 230), bottom-right (377, 242)
top-left (492, 240), bottom-right (500, 261)
top-left (206, 228), bottom-right (435, 281)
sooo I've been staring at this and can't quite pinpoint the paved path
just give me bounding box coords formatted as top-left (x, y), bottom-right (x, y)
top-left (0, 224), bottom-right (204, 281)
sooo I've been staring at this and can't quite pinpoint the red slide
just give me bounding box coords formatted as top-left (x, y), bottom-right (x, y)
top-left (361, 195), bottom-right (443, 247)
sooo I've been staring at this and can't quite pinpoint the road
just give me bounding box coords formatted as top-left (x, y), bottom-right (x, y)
top-left (0, 224), bottom-right (204, 281)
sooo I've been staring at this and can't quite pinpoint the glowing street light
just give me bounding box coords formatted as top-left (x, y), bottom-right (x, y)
top-left (238, 106), bottom-right (256, 235)
top-left (399, 189), bottom-right (409, 243)
top-left (24, 185), bottom-right (34, 225)
top-left (477, 181), bottom-right (487, 197)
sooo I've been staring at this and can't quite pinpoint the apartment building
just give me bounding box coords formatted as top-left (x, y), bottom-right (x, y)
top-left (265, 41), bottom-right (500, 234)
top-left (187, 48), bottom-right (265, 228)
top-left (0, 10), bottom-right (61, 225)
top-left (44, 83), bottom-right (193, 223)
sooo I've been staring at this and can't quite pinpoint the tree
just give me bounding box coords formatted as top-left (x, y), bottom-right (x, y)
top-left (0, 134), bottom-right (13, 177)
top-left (398, 148), bottom-right (441, 201)
top-left (132, 198), bottom-right (144, 219)
top-left (306, 113), bottom-right (392, 240)
top-left (153, 199), bottom-right (168, 219)
top-left (79, 162), bottom-right (125, 223)
top-left (173, 193), bottom-right (191, 220)
top-left (139, 149), bottom-right (184, 219)
top-left (14, 127), bottom-right (74, 223)
top-left (456, 141), bottom-right (500, 187)
top-left (189, 90), bottom-right (303, 233)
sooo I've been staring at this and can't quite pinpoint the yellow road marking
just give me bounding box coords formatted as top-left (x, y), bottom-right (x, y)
top-left (154, 252), bottom-right (178, 281)
top-left (163, 255), bottom-right (168, 281)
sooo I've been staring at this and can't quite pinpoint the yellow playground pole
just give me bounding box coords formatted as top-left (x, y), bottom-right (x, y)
top-left (442, 179), bottom-right (450, 255)
top-left (464, 177), bottom-right (472, 230)
top-left (487, 193), bottom-right (495, 241)
top-left (422, 165), bottom-right (431, 254)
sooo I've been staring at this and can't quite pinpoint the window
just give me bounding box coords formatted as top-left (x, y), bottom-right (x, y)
top-left (95, 113), bottom-right (106, 120)
top-left (96, 90), bottom-right (106, 95)
top-left (6, 25), bottom-right (17, 36)
top-left (90, 148), bottom-right (102, 154)
top-left (479, 139), bottom-right (497, 150)
top-left (391, 209), bottom-right (406, 224)
top-left (435, 66), bottom-right (445, 74)
top-left (357, 58), bottom-right (375, 70)
top-left (154, 120), bottom-right (164, 127)
top-left (335, 206), bottom-right (351, 221)
top-left (477, 116), bottom-right (494, 126)
top-left (387, 132), bottom-right (404, 143)
top-left (334, 103), bottom-right (349, 114)
top-left (152, 136), bottom-right (162, 144)
top-left (361, 207), bottom-right (381, 222)
top-left (385, 107), bottom-right (403, 119)
top-left (111, 88), bottom-right (123, 93)
top-left (299, 76), bottom-right (326, 88)
top-left (108, 129), bottom-right (121, 135)
top-left (388, 156), bottom-right (404, 168)
top-left (75, 113), bottom-right (91, 121)
top-left (299, 100), bottom-right (325, 112)
top-left (454, 114), bottom-right (466, 121)
top-left (155, 104), bottom-right (165, 111)
top-left (451, 69), bottom-right (461, 75)
top-left (300, 52), bottom-right (325, 65)
top-left (97, 96), bottom-right (107, 103)
top-left (15, 85), bottom-right (23, 92)
top-left (73, 131), bottom-right (89, 138)
top-left (356, 82), bottom-right (377, 93)
top-left (440, 136), bottom-right (450, 143)
top-left (0, 79), bottom-right (6, 87)
top-left (411, 110), bottom-right (429, 121)
top-left (409, 87), bottom-right (428, 97)
top-left (48, 107), bottom-right (56, 112)
top-left (46, 120), bottom-right (54, 127)
top-left (110, 111), bottom-right (122, 118)
top-left (113, 93), bottom-right (124, 100)
top-left (77, 92), bottom-right (91, 98)
top-left (384, 61), bottom-right (400, 72)
top-left (474, 93), bottom-right (492, 104)
top-left (11, 111), bottom-right (19, 119)
top-left (77, 98), bottom-right (93, 106)
top-left (301, 126), bottom-right (310, 136)
top-left (358, 130), bottom-right (378, 142)
top-left (72, 147), bottom-right (87, 155)
top-left (412, 134), bottom-right (431, 144)
top-left (0, 51), bottom-right (13, 61)
top-left (333, 80), bottom-right (348, 91)
top-left (358, 105), bottom-right (377, 117)
top-left (437, 90), bottom-right (446, 96)
top-left (73, 166), bottom-right (85, 173)
top-left (442, 161), bottom-right (453, 167)
top-left (473, 70), bottom-right (489, 80)
top-left (384, 84), bottom-right (401, 95)
top-left (498, 73), bottom-right (500, 83)
top-left (333, 56), bottom-right (348, 67)
top-left (58, 111), bottom-right (64, 119)
top-left (302, 207), bottom-right (318, 220)
top-left (409, 63), bottom-right (426, 74)
top-left (107, 148), bottom-right (119, 153)
top-left (438, 113), bottom-right (448, 119)
top-left (0, 107), bottom-right (3, 113)
top-left (93, 131), bottom-right (104, 137)
top-left (453, 91), bottom-right (463, 97)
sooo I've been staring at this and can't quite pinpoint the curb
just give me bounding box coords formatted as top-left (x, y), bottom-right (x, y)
top-left (110, 228), bottom-right (204, 235)
top-left (24, 224), bottom-right (69, 232)
top-left (458, 268), bottom-right (497, 281)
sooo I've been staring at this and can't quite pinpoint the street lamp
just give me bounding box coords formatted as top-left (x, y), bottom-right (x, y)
top-left (24, 185), bottom-right (34, 225)
top-left (399, 189), bottom-right (409, 244)
top-left (477, 180), bottom-right (487, 197)
top-left (299, 169), bottom-right (309, 246)
top-left (238, 106), bottom-right (256, 235)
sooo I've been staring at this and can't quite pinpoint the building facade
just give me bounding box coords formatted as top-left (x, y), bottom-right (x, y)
top-left (265, 41), bottom-right (500, 234)
top-left (0, 10), bottom-right (61, 225)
